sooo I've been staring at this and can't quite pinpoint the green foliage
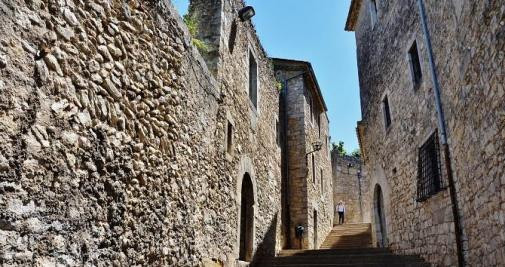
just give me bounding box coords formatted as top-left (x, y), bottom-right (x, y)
top-left (191, 38), bottom-right (209, 53)
top-left (183, 13), bottom-right (209, 53)
top-left (332, 141), bottom-right (347, 156)
top-left (332, 141), bottom-right (360, 158)
top-left (276, 81), bottom-right (283, 91)
top-left (351, 148), bottom-right (361, 158)
top-left (183, 14), bottom-right (198, 36)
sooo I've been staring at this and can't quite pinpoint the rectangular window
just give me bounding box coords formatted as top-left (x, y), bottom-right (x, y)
top-left (382, 95), bottom-right (392, 129)
top-left (276, 119), bottom-right (280, 146)
top-left (226, 121), bottom-right (233, 154)
top-left (408, 41), bottom-right (423, 86)
top-left (320, 168), bottom-right (324, 193)
top-left (249, 51), bottom-right (258, 109)
top-left (307, 94), bottom-right (314, 125)
top-left (317, 113), bottom-right (321, 137)
top-left (369, 0), bottom-right (378, 27)
top-left (311, 98), bottom-right (314, 124)
top-left (417, 131), bottom-right (445, 201)
top-left (312, 155), bottom-right (315, 184)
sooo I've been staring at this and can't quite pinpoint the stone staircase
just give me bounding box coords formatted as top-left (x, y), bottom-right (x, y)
top-left (262, 223), bottom-right (430, 267)
top-left (320, 223), bottom-right (372, 249)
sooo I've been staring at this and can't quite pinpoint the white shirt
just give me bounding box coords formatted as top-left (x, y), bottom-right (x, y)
top-left (337, 204), bottom-right (345, 213)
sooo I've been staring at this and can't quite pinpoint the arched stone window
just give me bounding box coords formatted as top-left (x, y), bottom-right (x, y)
top-left (239, 173), bottom-right (254, 261)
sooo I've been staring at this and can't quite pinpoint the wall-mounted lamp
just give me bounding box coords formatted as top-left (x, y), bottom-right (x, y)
top-left (306, 141), bottom-right (323, 156)
top-left (238, 6), bottom-right (255, 21)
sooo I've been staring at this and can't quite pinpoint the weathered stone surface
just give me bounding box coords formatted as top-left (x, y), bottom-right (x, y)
top-left (0, 53), bottom-right (7, 69)
top-left (63, 8), bottom-right (79, 26)
top-left (331, 153), bottom-right (369, 224)
top-left (0, 0), bottom-right (284, 266)
top-left (273, 59), bottom-right (333, 250)
top-left (43, 54), bottom-right (63, 76)
top-left (103, 78), bottom-right (122, 100)
top-left (348, 0), bottom-right (505, 266)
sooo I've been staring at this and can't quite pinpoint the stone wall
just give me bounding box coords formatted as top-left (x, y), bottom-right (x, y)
top-left (331, 153), bottom-right (367, 224)
top-left (349, 0), bottom-right (505, 266)
top-left (0, 0), bottom-right (282, 266)
top-left (273, 61), bottom-right (333, 250)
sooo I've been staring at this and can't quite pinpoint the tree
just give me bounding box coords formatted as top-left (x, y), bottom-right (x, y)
top-left (332, 141), bottom-right (346, 156)
top-left (351, 148), bottom-right (361, 158)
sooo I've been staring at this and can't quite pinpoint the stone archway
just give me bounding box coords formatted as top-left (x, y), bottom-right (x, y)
top-left (373, 184), bottom-right (387, 247)
top-left (235, 156), bottom-right (258, 263)
top-left (239, 173), bottom-right (254, 261)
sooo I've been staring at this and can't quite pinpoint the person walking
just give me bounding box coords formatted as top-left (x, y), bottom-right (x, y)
top-left (336, 201), bottom-right (345, 224)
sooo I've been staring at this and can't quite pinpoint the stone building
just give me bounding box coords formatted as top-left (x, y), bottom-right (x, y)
top-left (346, 0), bottom-right (505, 266)
top-left (331, 152), bottom-right (369, 224)
top-left (273, 58), bottom-right (333, 250)
top-left (0, 0), bottom-right (337, 266)
top-left (0, 0), bottom-right (285, 265)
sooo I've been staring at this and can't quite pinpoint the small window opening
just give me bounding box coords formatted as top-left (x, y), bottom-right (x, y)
top-left (307, 94), bottom-right (314, 125)
top-left (312, 155), bottom-right (315, 184)
top-left (276, 119), bottom-right (281, 146)
top-left (229, 20), bottom-right (238, 53)
top-left (249, 51), bottom-right (258, 109)
top-left (408, 41), bottom-right (423, 86)
top-left (417, 130), bottom-right (445, 201)
top-left (382, 95), bottom-right (392, 129)
top-left (317, 113), bottom-right (321, 137)
top-left (227, 121), bottom-right (233, 154)
top-left (320, 168), bottom-right (324, 193)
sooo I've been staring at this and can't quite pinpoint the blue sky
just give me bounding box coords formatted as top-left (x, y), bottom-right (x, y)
top-left (173, 0), bottom-right (361, 152)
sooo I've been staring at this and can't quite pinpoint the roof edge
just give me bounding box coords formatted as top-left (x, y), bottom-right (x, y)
top-left (345, 0), bottom-right (362, 32)
top-left (271, 58), bottom-right (328, 112)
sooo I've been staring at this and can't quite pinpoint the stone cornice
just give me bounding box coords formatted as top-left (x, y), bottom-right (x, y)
top-left (345, 0), bottom-right (363, 32)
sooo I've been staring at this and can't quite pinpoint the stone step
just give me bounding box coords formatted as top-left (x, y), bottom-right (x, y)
top-left (326, 232), bottom-right (371, 235)
top-left (319, 246), bottom-right (373, 249)
top-left (273, 254), bottom-right (425, 264)
top-left (263, 223), bottom-right (429, 267)
top-left (269, 262), bottom-right (430, 267)
top-left (278, 248), bottom-right (390, 256)
top-left (323, 237), bottom-right (370, 241)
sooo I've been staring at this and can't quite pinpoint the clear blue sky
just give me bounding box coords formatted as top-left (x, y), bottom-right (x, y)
top-left (173, 0), bottom-right (361, 152)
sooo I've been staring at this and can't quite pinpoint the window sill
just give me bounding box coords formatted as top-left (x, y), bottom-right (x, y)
top-left (248, 100), bottom-right (258, 116)
top-left (416, 186), bottom-right (448, 202)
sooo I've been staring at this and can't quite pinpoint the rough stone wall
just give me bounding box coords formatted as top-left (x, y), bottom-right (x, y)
top-left (352, 0), bottom-right (505, 266)
top-left (273, 65), bottom-right (333, 250)
top-left (189, 0), bottom-right (283, 262)
top-left (305, 106), bottom-right (332, 250)
top-left (0, 0), bottom-right (281, 266)
top-left (284, 73), bottom-right (308, 248)
top-left (331, 153), bottom-right (367, 224)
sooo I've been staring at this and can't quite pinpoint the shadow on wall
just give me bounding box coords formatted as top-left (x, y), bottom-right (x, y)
top-left (250, 214), bottom-right (278, 266)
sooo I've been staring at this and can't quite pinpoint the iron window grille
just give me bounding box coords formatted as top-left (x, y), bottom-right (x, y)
top-left (417, 130), bottom-right (446, 201)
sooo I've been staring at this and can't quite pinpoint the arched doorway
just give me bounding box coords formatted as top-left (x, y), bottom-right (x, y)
top-left (239, 173), bottom-right (254, 261)
top-left (374, 184), bottom-right (387, 247)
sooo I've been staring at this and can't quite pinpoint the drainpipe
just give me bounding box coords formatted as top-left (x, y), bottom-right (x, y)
top-left (417, 1), bottom-right (465, 266)
top-left (281, 72), bottom-right (306, 249)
